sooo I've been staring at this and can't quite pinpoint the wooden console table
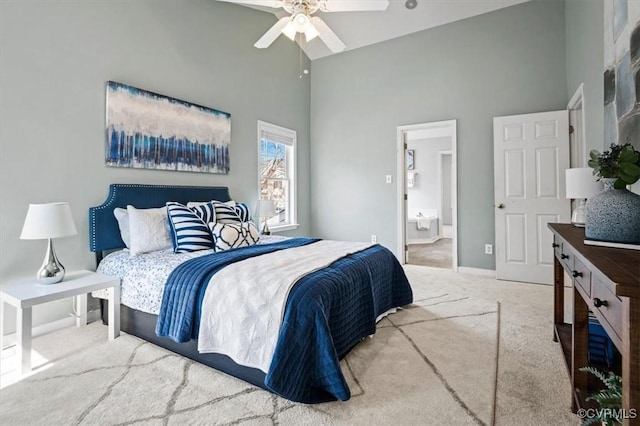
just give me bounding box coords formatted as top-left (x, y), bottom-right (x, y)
top-left (549, 223), bottom-right (639, 425)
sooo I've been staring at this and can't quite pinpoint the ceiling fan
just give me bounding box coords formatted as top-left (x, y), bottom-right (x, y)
top-left (218, 0), bottom-right (390, 53)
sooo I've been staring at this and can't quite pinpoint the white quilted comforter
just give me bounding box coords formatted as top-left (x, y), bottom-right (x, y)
top-left (197, 240), bottom-right (374, 372)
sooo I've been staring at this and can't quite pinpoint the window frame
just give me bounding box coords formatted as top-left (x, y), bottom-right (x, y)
top-left (257, 120), bottom-right (298, 232)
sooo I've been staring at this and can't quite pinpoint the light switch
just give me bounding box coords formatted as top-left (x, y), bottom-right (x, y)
top-left (386, 175), bottom-right (392, 184)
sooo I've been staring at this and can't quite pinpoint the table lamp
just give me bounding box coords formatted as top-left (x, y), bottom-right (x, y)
top-left (20, 202), bottom-right (77, 284)
top-left (254, 199), bottom-right (277, 235)
top-left (565, 168), bottom-right (603, 227)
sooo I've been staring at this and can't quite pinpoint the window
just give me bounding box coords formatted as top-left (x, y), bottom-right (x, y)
top-left (258, 120), bottom-right (297, 231)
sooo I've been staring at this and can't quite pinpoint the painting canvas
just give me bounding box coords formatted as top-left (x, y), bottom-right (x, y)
top-left (105, 81), bottom-right (231, 174)
top-left (603, 0), bottom-right (639, 152)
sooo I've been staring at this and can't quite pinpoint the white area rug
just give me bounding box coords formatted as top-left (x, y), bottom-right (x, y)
top-left (0, 266), bottom-right (578, 425)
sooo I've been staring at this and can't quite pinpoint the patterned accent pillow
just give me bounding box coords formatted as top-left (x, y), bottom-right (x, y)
top-left (234, 202), bottom-right (251, 222)
top-left (212, 201), bottom-right (243, 223)
top-left (187, 201), bottom-right (217, 224)
top-left (127, 205), bottom-right (173, 256)
top-left (166, 202), bottom-right (214, 253)
top-left (209, 222), bottom-right (260, 252)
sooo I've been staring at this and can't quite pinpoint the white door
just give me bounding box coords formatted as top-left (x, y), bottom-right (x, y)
top-left (493, 110), bottom-right (571, 284)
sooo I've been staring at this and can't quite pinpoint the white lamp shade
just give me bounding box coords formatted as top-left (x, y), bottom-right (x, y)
top-left (565, 168), bottom-right (603, 199)
top-left (304, 23), bottom-right (320, 42)
top-left (281, 20), bottom-right (297, 40)
top-left (254, 199), bottom-right (277, 219)
top-left (20, 202), bottom-right (78, 240)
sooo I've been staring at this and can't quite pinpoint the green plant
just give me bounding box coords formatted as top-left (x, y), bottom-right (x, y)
top-left (579, 366), bottom-right (623, 425)
top-left (588, 143), bottom-right (640, 189)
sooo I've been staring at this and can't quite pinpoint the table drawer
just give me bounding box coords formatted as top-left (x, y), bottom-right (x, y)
top-left (591, 277), bottom-right (623, 342)
top-left (572, 257), bottom-right (591, 297)
top-left (555, 241), bottom-right (574, 272)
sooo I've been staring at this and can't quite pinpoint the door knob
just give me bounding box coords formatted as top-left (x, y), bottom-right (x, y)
top-left (497, 203), bottom-right (505, 209)
top-left (593, 298), bottom-right (608, 308)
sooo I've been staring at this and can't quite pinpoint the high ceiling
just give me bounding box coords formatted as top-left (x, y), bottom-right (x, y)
top-left (241, 0), bottom-right (532, 60)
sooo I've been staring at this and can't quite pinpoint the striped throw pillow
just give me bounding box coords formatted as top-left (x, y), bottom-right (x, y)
top-left (234, 203), bottom-right (251, 222)
top-left (187, 201), bottom-right (216, 224)
top-left (166, 202), bottom-right (214, 253)
top-left (209, 222), bottom-right (260, 252)
top-left (213, 201), bottom-right (242, 223)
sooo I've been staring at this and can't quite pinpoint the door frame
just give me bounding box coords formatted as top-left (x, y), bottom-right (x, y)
top-left (396, 119), bottom-right (458, 271)
top-left (437, 150), bottom-right (453, 237)
top-left (568, 83), bottom-right (587, 168)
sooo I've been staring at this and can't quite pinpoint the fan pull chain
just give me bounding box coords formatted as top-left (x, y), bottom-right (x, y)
top-left (298, 33), bottom-right (309, 79)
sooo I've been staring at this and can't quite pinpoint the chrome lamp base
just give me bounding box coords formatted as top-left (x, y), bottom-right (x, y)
top-left (37, 238), bottom-right (65, 284)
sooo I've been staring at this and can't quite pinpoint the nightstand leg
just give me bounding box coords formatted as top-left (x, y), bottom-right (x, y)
top-left (17, 307), bottom-right (32, 376)
top-left (76, 294), bottom-right (87, 327)
top-left (108, 285), bottom-right (120, 341)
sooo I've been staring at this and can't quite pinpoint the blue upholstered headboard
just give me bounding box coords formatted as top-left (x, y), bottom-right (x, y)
top-left (89, 184), bottom-right (232, 253)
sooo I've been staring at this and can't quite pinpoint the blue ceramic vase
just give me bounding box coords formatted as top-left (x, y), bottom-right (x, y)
top-left (585, 178), bottom-right (640, 243)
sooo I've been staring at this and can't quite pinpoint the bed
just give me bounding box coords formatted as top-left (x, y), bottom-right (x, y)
top-left (89, 184), bottom-right (413, 403)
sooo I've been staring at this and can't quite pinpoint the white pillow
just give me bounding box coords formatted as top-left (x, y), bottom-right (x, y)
top-left (209, 222), bottom-right (260, 252)
top-left (113, 207), bottom-right (130, 248)
top-left (127, 205), bottom-right (172, 256)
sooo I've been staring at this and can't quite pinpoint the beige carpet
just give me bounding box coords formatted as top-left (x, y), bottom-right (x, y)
top-left (0, 266), bottom-right (578, 425)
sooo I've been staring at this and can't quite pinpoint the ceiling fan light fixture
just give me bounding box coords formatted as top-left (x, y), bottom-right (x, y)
top-left (281, 20), bottom-right (297, 40)
top-left (304, 23), bottom-right (319, 41)
top-left (294, 12), bottom-right (309, 27)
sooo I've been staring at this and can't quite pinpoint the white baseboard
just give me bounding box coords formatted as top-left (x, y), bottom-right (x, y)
top-left (2, 310), bottom-right (101, 348)
top-left (458, 267), bottom-right (496, 278)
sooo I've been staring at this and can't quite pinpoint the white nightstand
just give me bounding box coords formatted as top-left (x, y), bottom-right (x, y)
top-left (0, 270), bottom-right (120, 377)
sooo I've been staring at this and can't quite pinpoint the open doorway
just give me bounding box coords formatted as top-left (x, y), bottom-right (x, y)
top-left (396, 120), bottom-right (458, 270)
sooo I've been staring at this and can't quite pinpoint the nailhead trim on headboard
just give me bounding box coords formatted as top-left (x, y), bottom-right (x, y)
top-left (89, 184), bottom-right (232, 254)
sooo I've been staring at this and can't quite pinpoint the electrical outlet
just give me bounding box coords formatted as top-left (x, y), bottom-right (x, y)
top-left (371, 235), bottom-right (377, 243)
top-left (485, 244), bottom-right (493, 255)
top-left (385, 175), bottom-right (392, 184)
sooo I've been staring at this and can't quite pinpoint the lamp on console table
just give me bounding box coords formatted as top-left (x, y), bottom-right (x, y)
top-left (565, 168), bottom-right (603, 227)
top-left (20, 202), bottom-right (77, 284)
top-left (254, 199), bottom-right (277, 235)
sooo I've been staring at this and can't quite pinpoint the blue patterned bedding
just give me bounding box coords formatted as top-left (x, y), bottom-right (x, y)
top-left (156, 238), bottom-right (413, 403)
top-left (156, 238), bottom-right (317, 342)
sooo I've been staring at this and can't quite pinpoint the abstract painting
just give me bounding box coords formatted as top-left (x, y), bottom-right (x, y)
top-left (105, 81), bottom-right (231, 174)
top-left (603, 0), bottom-right (639, 152)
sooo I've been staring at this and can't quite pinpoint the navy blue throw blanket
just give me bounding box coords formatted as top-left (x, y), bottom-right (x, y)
top-left (156, 239), bottom-right (413, 403)
top-left (156, 238), bottom-right (317, 342)
top-left (265, 244), bottom-right (412, 403)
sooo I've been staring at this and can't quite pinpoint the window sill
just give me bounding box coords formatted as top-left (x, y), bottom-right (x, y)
top-left (270, 224), bottom-right (299, 233)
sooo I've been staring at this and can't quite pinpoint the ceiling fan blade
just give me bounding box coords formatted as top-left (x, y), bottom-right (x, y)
top-left (217, 0), bottom-right (283, 8)
top-left (310, 16), bottom-right (346, 53)
top-left (254, 16), bottom-right (291, 48)
top-left (320, 0), bottom-right (389, 12)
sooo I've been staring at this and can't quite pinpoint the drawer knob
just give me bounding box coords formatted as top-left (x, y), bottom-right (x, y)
top-left (561, 254), bottom-right (569, 260)
top-left (593, 298), bottom-right (608, 308)
top-left (552, 243), bottom-right (559, 248)
top-left (572, 270), bottom-right (583, 278)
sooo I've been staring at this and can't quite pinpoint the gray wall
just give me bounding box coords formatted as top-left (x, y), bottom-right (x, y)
top-left (309, 0), bottom-right (568, 270)
top-left (0, 0), bottom-right (310, 330)
top-left (565, 0), bottom-right (605, 154)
